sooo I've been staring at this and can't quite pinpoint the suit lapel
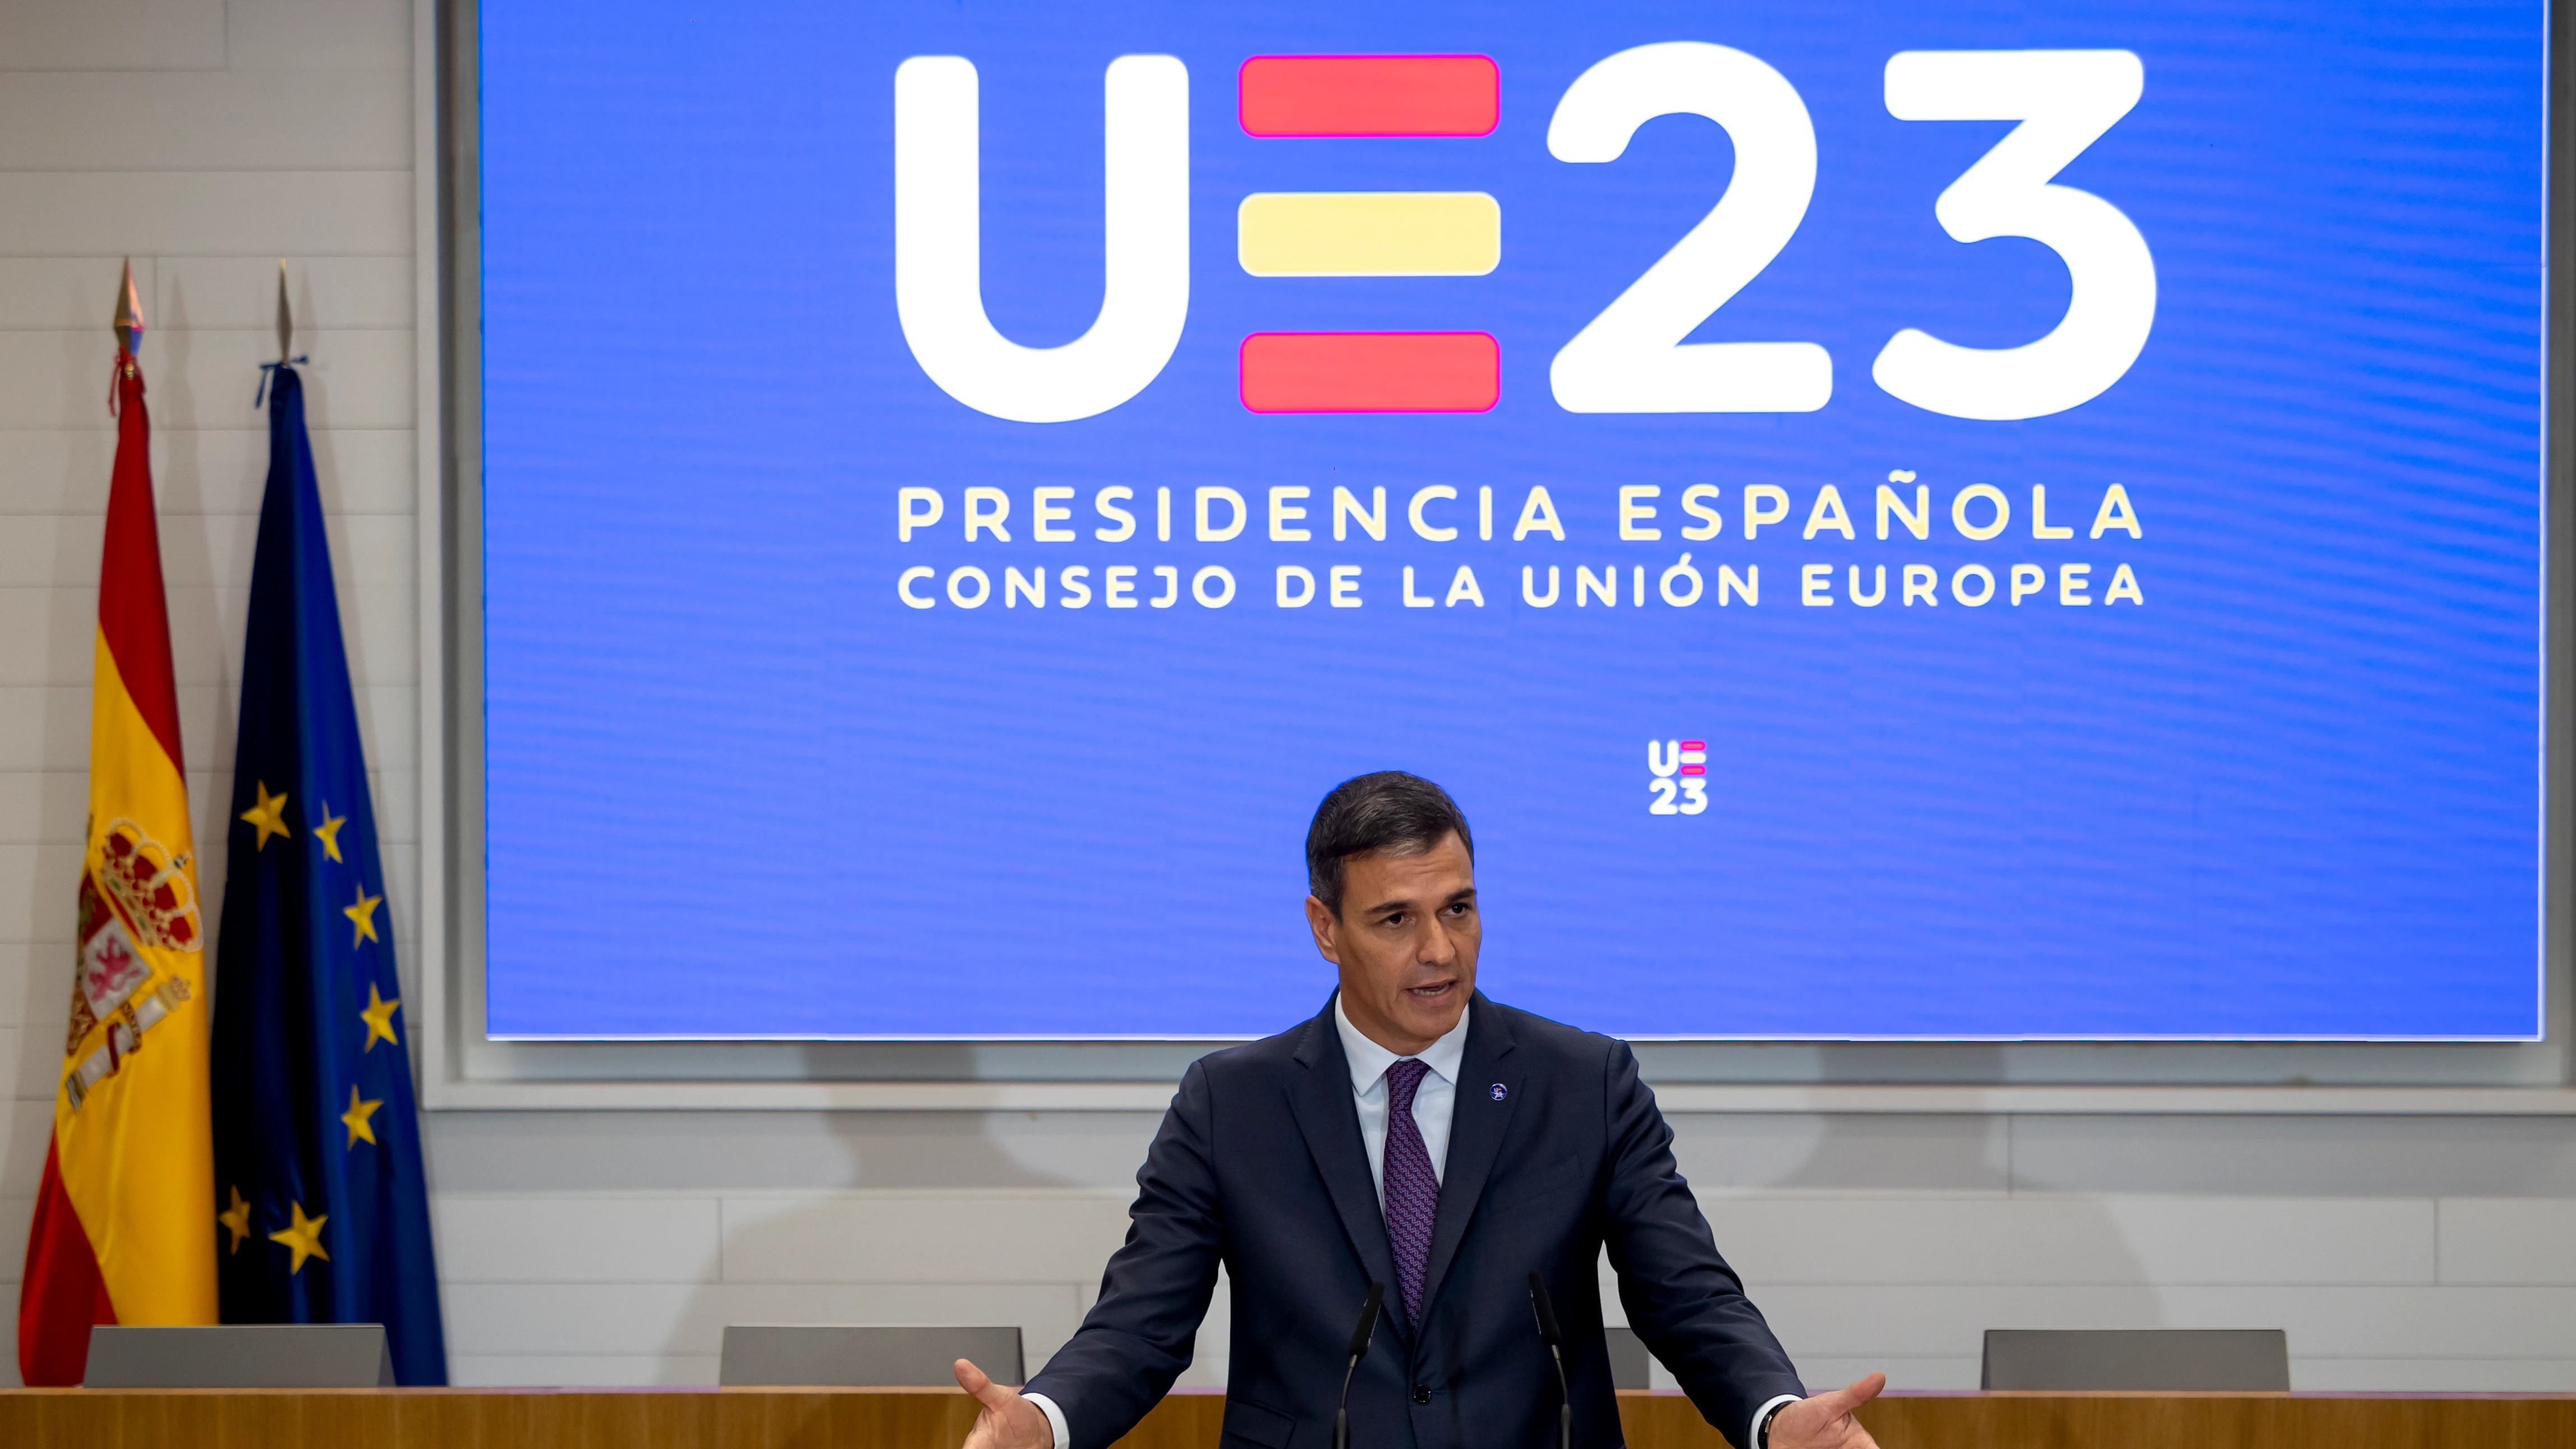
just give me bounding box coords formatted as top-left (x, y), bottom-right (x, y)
top-left (1287, 996), bottom-right (1408, 1342)
top-left (1418, 993), bottom-right (1519, 1321)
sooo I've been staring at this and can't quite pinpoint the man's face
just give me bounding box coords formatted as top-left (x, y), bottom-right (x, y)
top-left (1305, 832), bottom-right (1479, 1055)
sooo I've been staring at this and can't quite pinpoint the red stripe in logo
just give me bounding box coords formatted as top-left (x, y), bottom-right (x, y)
top-left (1238, 56), bottom-right (1499, 137)
top-left (1240, 333), bottom-right (1499, 414)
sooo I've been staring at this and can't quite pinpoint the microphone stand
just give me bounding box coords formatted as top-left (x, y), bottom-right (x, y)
top-left (1527, 1272), bottom-right (1572, 1449)
top-left (1335, 1282), bottom-right (1385, 1449)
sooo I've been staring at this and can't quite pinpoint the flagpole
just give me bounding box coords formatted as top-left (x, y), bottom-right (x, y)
top-left (112, 259), bottom-right (142, 401)
top-left (113, 259), bottom-right (141, 356)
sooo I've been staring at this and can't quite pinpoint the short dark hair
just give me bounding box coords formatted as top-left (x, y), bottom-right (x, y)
top-left (1305, 772), bottom-right (1475, 917)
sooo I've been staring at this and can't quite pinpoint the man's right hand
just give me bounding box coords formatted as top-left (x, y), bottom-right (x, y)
top-left (955, 1358), bottom-right (1054, 1449)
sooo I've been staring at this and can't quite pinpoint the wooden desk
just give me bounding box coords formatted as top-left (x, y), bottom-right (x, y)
top-left (3, 1386), bottom-right (2570, 1448)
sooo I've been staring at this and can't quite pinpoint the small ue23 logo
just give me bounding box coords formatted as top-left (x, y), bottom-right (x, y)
top-left (1647, 739), bottom-right (1709, 816)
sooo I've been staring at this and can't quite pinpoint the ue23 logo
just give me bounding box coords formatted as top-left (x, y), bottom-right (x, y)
top-left (893, 43), bottom-right (2155, 425)
top-left (1648, 739), bottom-right (1710, 816)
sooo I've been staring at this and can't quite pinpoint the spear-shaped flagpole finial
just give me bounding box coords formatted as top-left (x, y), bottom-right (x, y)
top-left (275, 259), bottom-right (293, 362)
top-left (112, 259), bottom-right (143, 358)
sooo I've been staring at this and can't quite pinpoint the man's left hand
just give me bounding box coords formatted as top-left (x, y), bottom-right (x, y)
top-left (1765, 1372), bottom-right (1886, 1449)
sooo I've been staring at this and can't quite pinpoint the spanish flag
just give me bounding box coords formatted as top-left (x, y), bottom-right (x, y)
top-left (16, 268), bottom-right (219, 1384)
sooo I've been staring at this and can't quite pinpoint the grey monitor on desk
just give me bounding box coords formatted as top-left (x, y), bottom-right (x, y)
top-left (1981, 1328), bottom-right (2292, 1391)
top-left (82, 1324), bottom-right (396, 1387)
top-left (720, 1324), bottom-right (1025, 1388)
top-left (1603, 1326), bottom-right (1652, 1390)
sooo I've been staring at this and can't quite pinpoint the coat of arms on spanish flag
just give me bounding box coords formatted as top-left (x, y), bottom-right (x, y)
top-left (16, 265), bottom-right (219, 1385)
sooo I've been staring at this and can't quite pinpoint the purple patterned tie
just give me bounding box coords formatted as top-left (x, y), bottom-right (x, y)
top-left (1382, 1057), bottom-right (1439, 1328)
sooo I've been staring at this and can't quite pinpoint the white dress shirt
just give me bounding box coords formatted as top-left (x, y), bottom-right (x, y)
top-left (1333, 992), bottom-right (1470, 1199)
top-left (1028, 997), bottom-right (1798, 1449)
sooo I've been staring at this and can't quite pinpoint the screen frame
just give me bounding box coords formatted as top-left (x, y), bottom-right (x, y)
top-left (413, 0), bottom-right (2575, 1108)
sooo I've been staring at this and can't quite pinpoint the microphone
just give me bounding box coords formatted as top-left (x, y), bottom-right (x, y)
top-left (1527, 1273), bottom-right (1572, 1449)
top-left (1334, 1281), bottom-right (1384, 1449)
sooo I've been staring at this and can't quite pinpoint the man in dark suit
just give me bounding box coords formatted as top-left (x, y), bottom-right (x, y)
top-left (953, 772), bottom-right (1884, 1449)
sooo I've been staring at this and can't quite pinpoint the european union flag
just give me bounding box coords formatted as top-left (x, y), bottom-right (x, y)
top-left (211, 361), bottom-right (447, 1384)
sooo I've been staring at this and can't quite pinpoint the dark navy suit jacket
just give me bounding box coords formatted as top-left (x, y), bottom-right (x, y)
top-left (1025, 993), bottom-right (1804, 1449)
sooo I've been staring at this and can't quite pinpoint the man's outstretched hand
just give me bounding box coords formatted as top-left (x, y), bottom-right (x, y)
top-left (1766, 1373), bottom-right (1887, 1449)
top-left (954, 1358), bottom-right (1052, 1449)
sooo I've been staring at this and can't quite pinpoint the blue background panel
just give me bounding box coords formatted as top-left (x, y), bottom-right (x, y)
top-left (478, 1), bottom-right (2543, 1039)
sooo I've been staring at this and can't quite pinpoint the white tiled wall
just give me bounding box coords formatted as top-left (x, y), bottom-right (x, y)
top-left (396, 1107), bottom-right (2576, 1393)
top-left (0, 0), bottom-right (2572, 1400)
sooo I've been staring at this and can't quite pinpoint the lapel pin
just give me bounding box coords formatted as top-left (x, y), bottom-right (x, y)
top-left (1491, 1083), bottom-right (1507, 1101)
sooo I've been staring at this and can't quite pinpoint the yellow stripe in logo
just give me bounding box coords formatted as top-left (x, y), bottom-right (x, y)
top-left (1237, 192), bottom-right (1501, 277)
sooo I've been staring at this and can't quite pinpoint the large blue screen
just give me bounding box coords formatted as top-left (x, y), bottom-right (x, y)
top-left (478, 1), bottom-right (2544, 1039)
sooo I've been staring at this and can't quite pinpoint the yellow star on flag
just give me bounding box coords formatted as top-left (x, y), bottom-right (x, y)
top-left (219, 1186), bottom-right (253, 1254)
top-left (240, 781), bottom-right (292, 850)
top-left (313, 802), bottom-right (347, 863)
top-left (268, 1200), bottom-right (330, 1275)
top-left (342, 1083), bottom-right (384, 1148)
top-left (360, 981), bottom-right (402, 1051)
top-left (344, 884), bottom-right (383, 946)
